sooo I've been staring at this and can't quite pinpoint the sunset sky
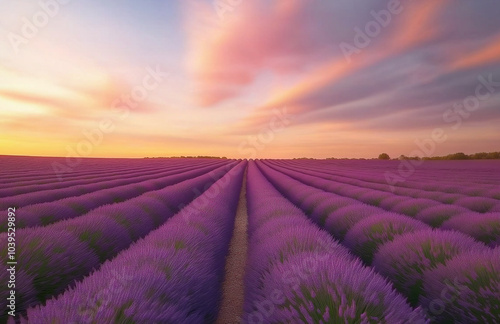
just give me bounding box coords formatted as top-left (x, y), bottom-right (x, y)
top-left (1, 0), bottom-right (499, 159)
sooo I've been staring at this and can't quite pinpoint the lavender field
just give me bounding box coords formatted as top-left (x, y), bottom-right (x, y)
top-left (1, 156), bottom-right (499, 323)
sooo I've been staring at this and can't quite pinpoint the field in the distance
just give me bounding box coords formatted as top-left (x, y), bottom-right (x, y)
top-left (1, 156), bottom-right (499, 323)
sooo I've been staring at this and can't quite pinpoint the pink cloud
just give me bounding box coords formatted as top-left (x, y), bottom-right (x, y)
top-left (230, 0), bottom-right (453, 131)
top-left (449, 34), bottom-right (500, 71)
top-left (184, 0), bottom-right (452, 110)
top-left (184, 0), bottom-right (346, 107)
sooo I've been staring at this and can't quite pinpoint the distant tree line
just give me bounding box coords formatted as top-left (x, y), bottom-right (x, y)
top-left (143, 152), bottom-right (500, 160)
top-left (145, 156), bottom-right (228, 159)
top-left (380, 151), bottom-right (500, 161)
top-left (420, 151), bottom-right (500, 160)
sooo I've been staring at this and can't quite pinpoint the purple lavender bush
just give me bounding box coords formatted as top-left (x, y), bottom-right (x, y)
top-left (309, 195), bottom-right (354, 225)
top-left (299, 192), bottom-right (335, 215)
top-left (485, 187), bottom-right (500, 200)
top-left (343, 213), bottom-right (431, 264)
top-left (391, 198), bottom-right (440, 217)
top-left (248, 204), bottom-right (305, 235)
top-left (250, 254), bottom-right (428, 324)
top-left (421, 248), bottom-right (500, 323)
top-left (0, 161), bottom-right (230, 210)
top-left (433, 192), bottom-right (464, 204)
top-left (0, 268), bottom-right (36, 323)
top-left (52, 213), bottom-right (133, 262)
top-left (20, 162), bottom-right (245, 323)
top-left (245, 225), bottom-right (350, 293)
top-left (2, 167), bottom-right (236, 317)
top-left (372, 229), bottom-right (487, 305)
top-left (415, 204), bottom-right (469, 227)
top-left (357, 190), bottom-right (392, 206)
top-left (0, 227), bottom-right (99, 314)
top-left (324, 204), bottom-right (380, 240)
top-left (454, 196), bottom-right (499, 213)
top-left (129, 196), bottom-right (171, 227)
top-left (378, 195), bottom-right (411, 210)
top-left (250, 215), bottom-right (312, 245)
top-left (244, 162), bottom-right (427, 323)
top-left (441, 212), bottom-right (500, 247)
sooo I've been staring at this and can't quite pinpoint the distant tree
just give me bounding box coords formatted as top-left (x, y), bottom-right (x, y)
top-left (378, 153), bottom-right (390, 160)
top-left (446, 152), bottom-right (469, 160)
top-left (488, 152), bottom-right (500, 159)
top-left (470, 152), bottom-right (488, 159)
top-left (400, 155), bottom-right (421, 160)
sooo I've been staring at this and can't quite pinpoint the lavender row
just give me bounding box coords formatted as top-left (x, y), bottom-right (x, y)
top-left (1, 158), bottom-right (224, 190)
top-left (258, 162), bottom-right (500, 247)
top-left (273, 160), bottom-right (500, 204)
top-left (256, 162), bottom-right (499, 322)
top-left (0, 156), bottom-right (189, 183)
top-left (0, 159), bottom-right (223, 198)
top-left (285, 159), bottom-right (500, 185)
top-left (0, 162), bottom-right (175, 190)
top-left (0, 156), bottom-right (145, 182)
top-left (18, 161), bottom-right (245, 324)
top-left (284, 163), bottom-right (500, 247)
top-left (263, 162), bottom-right (500, 242)
top-left (0, 163), bottom-right (147, 188)
top-left (0, 162), bottom-right (173, 193)
top-left (0, 163), bottom-right (237, 318)
top-left (280, 160), bottom-right (500, 197)
top-left (0, 162), bottom-right (230, 231)
top-left (344, 215), bottom-right (499, 320)
top-left (243, 161), bottom-right (426, 323)
top-left (0, 160), bottom-right (228, 209)
top-left (265, 161), bottom-right (500, 214)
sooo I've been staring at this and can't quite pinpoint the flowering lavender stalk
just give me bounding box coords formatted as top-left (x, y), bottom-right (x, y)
top-left (260, 254), bottom-right (428, 324)
top-left (415, 204), bottom-right (469, 227)
top-left (244, 162), bottom-right (427, 323)
top-left (441, 212), bottom-right (500, 247)
top-left (0, 160), bottom-right (228, 209)
top-left (391, 198), bottom-right (440, 217)
top-left (1, 164), bottom-right (236, 317)
top-left (0, 162), bottom-right (228, 230)
top-left (0, 227), bottom-right (99, 316)
top-left (421, 248), bottom-right (500, 323)
top-left (20, 162), bottom-right (245, 323)
top-left (344, 213), bottom-right (431, 264)
top-left (453, 196), bottom-right (500, 213)
top-left (372, 229), bottom-right (488, 305)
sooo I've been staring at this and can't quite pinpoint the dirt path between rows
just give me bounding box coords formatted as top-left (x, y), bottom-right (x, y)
top-left (216, 171), bottom-right (248, 324)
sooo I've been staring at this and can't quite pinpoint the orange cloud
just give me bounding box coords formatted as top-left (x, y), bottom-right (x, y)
top-left (235, 0), bottom-right (450, 131)
top-left (0, 64), bottom-right (134, 122)
top-left (449, 34), bottom-right (500, 70)
top-left (390, 0), bottom-right (449, 52)
top-left (184, 0), bottom-right (337, 107)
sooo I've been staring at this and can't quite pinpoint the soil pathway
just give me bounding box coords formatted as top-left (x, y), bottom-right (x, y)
top-left (216, 171), bottom-right (248, 324)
